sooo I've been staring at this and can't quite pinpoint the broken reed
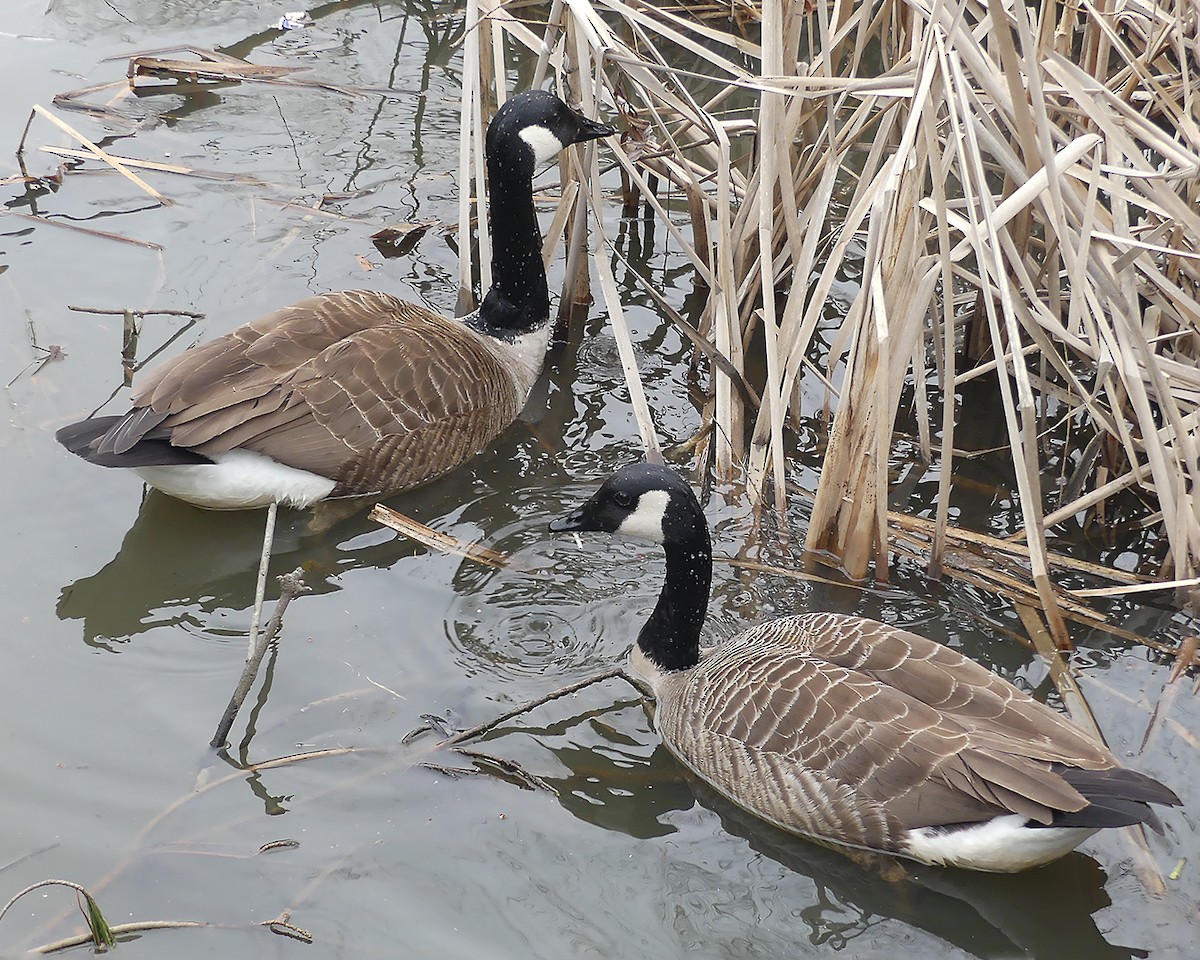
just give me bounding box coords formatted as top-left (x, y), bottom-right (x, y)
top-left (462, 0), bottom-right (1200, 631)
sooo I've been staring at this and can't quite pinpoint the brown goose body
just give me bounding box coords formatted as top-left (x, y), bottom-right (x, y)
top-left (56, 91), bottom-right (613, 509)
top-left (85, 291), bottom-right (537, 506)
top-left (551, 463), bottom-right (1180, 872)
top-left (637, 613), bottom-right (1145, 868)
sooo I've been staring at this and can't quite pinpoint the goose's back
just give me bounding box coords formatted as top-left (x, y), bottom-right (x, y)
top-left (100, 290), bottom-right (530, 496)
top-left (652, 612), bottom-right (1117, 854)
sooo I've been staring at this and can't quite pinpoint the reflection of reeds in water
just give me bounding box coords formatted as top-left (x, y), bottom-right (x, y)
top-left (461, 1), bottom-right (1200, 632)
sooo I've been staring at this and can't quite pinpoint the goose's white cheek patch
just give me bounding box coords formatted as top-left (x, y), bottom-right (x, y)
top-left (519, 125), bottom-right (566, 165)
top-left (616, 489), bottom-right (670, 543)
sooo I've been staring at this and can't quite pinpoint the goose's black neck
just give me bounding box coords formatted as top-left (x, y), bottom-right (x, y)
top-left (639, 503), bottom-right (712, 673)
top-left (476, 147), bottom-right (547, 337)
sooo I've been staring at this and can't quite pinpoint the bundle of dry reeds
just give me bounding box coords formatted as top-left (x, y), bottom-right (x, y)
top-left (459, 0), bottom-right (1200, 631)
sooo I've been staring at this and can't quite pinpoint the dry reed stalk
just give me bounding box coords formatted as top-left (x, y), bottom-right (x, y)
top-left (370, 505), bottom-right (514, 569)
top-left (744, 0), bottom-right (791, 518)
top-left (457, 0), bottom-right (483, 316)
top-left (482, 0), bottom-right (1200, 615)
top-left (1017, 602), bottom-right (1167, 895)
top-left (30, 104), bottom-right (170, 205)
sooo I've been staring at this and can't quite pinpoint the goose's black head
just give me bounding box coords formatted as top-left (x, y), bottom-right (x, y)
top-left (552, 463), bottom-right (713, 672)
top-left (550, 462), bottom-right (707, 549)
top-left (485, 89), bottom-right (614, 177)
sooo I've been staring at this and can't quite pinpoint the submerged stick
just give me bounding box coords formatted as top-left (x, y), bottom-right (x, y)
top-left (211, 566), bottom-right (309, 749)
top-left (435, 665), bottom-right (632, 747)
top-left (30, 921), bottom-right (211, 955)
top-left (246, 502), bottom-right (278, 660)
top-left (586, 182), bottom-right (663, 464)
top-left (0, 880), bottom-right (114, 950)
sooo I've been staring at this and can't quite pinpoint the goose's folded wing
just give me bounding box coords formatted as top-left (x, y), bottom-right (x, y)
top-left (136, 291), bottom-right (416, 406)
top-left (256, 316), bottom-right (526, 492)
top-left (781, 612), bottom-right (1117, 768)
top-left (660, 633), bottom-right (1098, 848)
top-left (156, 309), bottom-right (522, 492)
top-left (90, 292), bottom-right (525, 493)
top-left (97, 291), bottom-right (419, 455)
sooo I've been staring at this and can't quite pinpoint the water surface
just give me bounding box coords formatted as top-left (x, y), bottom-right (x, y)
top-left (2, 2), bottom-right (1196, 957)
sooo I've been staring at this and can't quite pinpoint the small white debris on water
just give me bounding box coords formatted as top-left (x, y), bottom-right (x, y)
top-left (276, 10), bottom-right (312, 30)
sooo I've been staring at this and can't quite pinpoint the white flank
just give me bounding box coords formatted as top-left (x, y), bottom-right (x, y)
top-left (904, 815), bottom-right (1096, 872)
top-left (617, 489), bottom-right (671, 543)
top-left (519, 124), bottom-right (566, 165)
top-left (133, 449), bottom-right (337, 510)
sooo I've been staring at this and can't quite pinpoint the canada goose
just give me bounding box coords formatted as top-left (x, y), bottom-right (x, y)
top-left (549, 463), bottom-right (1180, 872)
top-left (56, 90), bottom-right (613, 510)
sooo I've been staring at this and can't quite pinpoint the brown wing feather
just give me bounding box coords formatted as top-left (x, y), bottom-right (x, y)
top-left (655, 612), bottom-right (1118, 852)
top-left (94, 291), bottom-right (525, 496)
top-left (798, 612), bottom-right (1116, 766)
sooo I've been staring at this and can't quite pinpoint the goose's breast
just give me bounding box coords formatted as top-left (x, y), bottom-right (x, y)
top-left (479, 324), bottom-right (553, 400)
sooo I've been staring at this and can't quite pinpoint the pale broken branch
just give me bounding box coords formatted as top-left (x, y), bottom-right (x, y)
top-left (370, 504), bottom-right (516, 570)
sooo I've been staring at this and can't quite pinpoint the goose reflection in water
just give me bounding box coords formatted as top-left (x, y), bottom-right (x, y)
top-left (54, 490), bottom-right (408, 648)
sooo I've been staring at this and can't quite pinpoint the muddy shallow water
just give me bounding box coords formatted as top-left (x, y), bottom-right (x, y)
top-left (2, 2), bottom-right (1197, 958)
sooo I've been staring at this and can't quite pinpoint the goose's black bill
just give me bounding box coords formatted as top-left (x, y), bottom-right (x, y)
top-left (549, 483), bottom-right (618, 533)
top-left (570, 114), bottom-right (615, 143)
top-left (549, 506), bottom-right (590, 533)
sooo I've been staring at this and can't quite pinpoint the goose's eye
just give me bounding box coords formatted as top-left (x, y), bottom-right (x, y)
top-left (612, 491), bottom-right (634, 509)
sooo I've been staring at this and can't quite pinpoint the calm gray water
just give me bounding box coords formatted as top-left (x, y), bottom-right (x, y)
top-left (2, 2), bottom-right (1196, 958)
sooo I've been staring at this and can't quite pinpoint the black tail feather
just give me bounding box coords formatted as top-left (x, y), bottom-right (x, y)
top-left (56, 417), bottom-right (211, 467)
top-left (1047, 766), bottom-right (1181, 833)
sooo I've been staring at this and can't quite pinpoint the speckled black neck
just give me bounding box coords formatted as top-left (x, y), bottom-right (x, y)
top-left (638, 486), bottom-right (712, 673)
top-left (475, 138), bottom-right (548, 337)
top-left (468, 91), bottom-right (612, 339)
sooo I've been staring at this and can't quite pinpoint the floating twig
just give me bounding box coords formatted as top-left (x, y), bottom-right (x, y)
top-left (31, 103), bottom-right (170, 206)
top-left (370, 503), bottom-right (516, 570)
top-left (444, 747), bottom-right (559, 792)
top-left (257, 839), bottom-right (300, 855)
top-left (128, 56), bottom-right (308, 84)
top-left (39, 145), bottom-right (270, 186)
top-left (127, 54), bottom-right (362, 98)
top-left (0, 210), bottom-right (162, 250)
top-left (67, 305), bottom-right (205, 318)
top-left (260, 911), bottom-right (313, 944)
top-left (30, 920), bottom-right (211, 955)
